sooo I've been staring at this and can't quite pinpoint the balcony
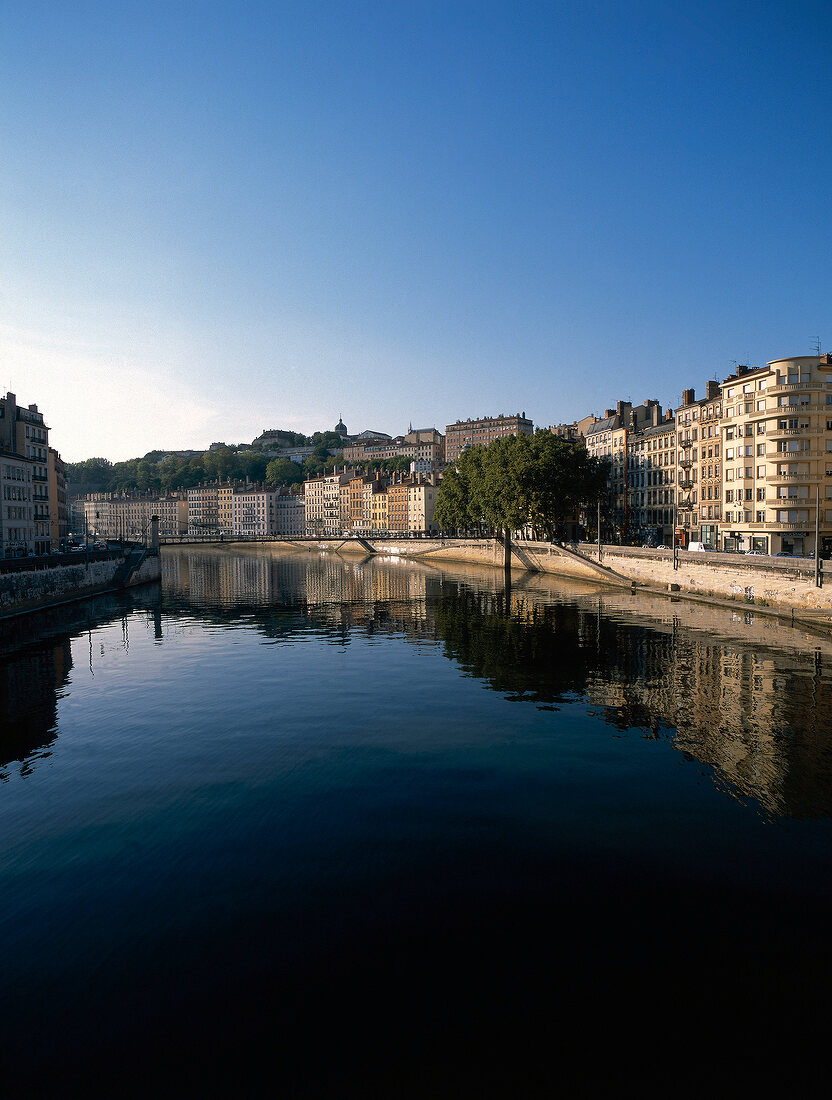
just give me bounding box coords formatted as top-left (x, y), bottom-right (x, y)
top-left (768, 426), bottom-right (823, 440)
top-left (678, 478), bottom-right (694, 489)
top-left (755, 521), bottom-right (816, 531)
top-left (765, 472), bottom-right (822, 484)
top-left (772, 399), bottom-right (830, 412)
top-left (767, 381), bottom-right (824, 396)
top-left (772, 449), bottom-right (827, 460)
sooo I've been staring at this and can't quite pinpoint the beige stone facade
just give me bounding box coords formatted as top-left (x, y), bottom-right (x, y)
top-left (304, 471), bottom-right (354, 536)
top-left (218, 483), bottom-right (235, 535)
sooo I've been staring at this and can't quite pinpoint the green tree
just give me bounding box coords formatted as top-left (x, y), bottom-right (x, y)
top-left (522, 432), bottom-right (607, 539)
top-left (433, 467), bottom-right (470, 531)
top-left (433, 432), bottom-right (606, 538)
top-left (242, 452), bottom-right (269, 482)
top-left (135, 458), bottom-right (161, 492)
top-left (265, 457), bottom-right (305, 487)
top-left (65, 457), bottom-right (114, 488)
top-left (202, 445), bottom-right (237, 481)
top-left (160, 455), bottom-right (186, 491)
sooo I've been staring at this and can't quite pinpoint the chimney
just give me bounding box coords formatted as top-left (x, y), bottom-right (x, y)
top-left (605, 409), bottom-right (615, 419)
top-left (706, 380), bottom-right (720, 399)
top-left (652, 403), bottom-right (661, 426)
top-left (665, 409), bottom-right (674, 422)
top-left (737, 364), bottom-right (750, 376)
top-left (682, 388), bottom-right (695, 407)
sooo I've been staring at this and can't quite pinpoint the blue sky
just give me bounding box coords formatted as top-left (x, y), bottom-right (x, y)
top-left (1, 0), bottom-right (830, 461)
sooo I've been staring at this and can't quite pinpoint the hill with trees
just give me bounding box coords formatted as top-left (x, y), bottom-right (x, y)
top-left (67, 433), bottom-right (414, 495)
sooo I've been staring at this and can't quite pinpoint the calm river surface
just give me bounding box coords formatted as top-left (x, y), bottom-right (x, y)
top-left (3, 546), bottom-right (832, 1093)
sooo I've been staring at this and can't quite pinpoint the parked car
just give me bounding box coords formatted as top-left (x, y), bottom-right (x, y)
top-left (745, 550), bottom-right (764, 555)
top-left (774, 552), bottom-right (793, 557)
top-left (687, 542), bottom-right (707, 552)
top-left (656, 544), bottom-right (669, 550)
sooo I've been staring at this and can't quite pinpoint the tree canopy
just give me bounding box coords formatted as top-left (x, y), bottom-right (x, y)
top-left (433, 431), bottom-right (606, 538)
top-left (66, 441), bottom-right (344, 494)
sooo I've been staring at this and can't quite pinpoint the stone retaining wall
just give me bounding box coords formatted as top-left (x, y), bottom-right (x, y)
top-left (256, 538), bottom-right (831, 614)
top-left (0, 553), bottom-right (161, 618)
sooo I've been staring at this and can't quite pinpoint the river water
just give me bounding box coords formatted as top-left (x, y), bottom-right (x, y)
top-left (2, 546), bottom-right (832, 1093)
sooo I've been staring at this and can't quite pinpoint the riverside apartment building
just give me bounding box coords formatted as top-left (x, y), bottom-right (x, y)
top-left (0, 391), bottom-right (53, 555)
top-left (674, 382), bottom-right (723, 549)
top-left (720, 355), bottom-right (832, 555)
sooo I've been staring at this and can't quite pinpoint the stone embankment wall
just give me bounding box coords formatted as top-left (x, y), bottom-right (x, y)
top-left (273, 538), bottom-right (832, 615)
top-left (0, 553), bottom-right (161, 618)
top-left (575, 546), bottom-right (831, 613)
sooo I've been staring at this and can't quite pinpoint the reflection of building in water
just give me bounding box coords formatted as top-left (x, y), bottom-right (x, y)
top-left (0, 637), bottom-right (72, 775)
top-left (219, 554), bottom-right (273, 604)
top-left (160, 547), bottom-right (832, 818)
top-left (576, 603), bottom-right (832, 819)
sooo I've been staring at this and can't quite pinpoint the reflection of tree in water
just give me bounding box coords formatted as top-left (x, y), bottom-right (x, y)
top-left (430, 583), bottom-right (599, 706)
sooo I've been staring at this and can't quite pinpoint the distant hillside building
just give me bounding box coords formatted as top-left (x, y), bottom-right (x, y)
top-left (445, 412), bottom-right (533, 465)
top-left (549, 414), bottom-right (599, 441)
top-left (252, 428), bottom-right (303, 449)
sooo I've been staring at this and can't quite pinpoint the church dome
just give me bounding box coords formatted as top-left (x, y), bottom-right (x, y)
top-left (335, 417), bottom-right (348, 436)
